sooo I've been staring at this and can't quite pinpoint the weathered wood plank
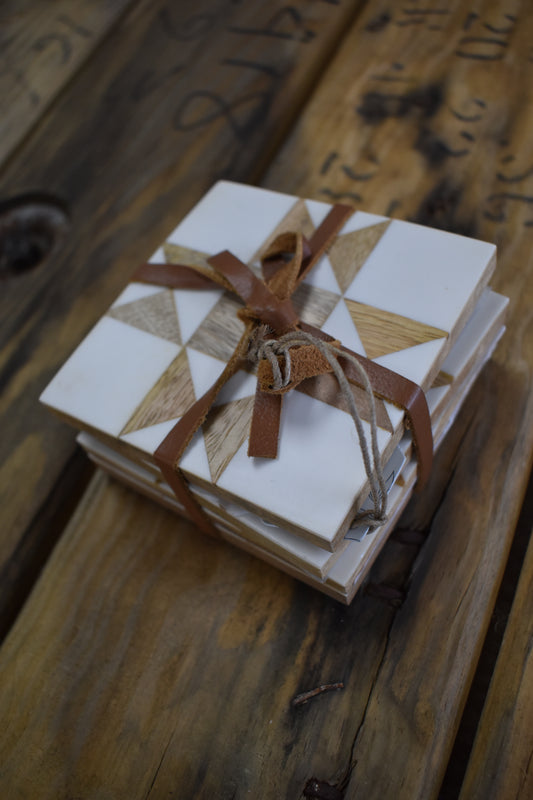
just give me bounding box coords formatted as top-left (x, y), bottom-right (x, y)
top-left (1, 0), bottom-right (532, 797)
top-left (0, 472), bottom-right (396, 798)
top-left (0, 0), bottom-right (135, 165)
top-left (459, 523), bottom-right (533, 800)
top-left (262, 0), bottom-right (533, 795)
top-left (0, 0), bottom-right (364, 632)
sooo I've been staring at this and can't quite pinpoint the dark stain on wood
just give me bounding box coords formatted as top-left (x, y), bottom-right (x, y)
top-left (412, 179), bottom-right (478, 237)
top-left (365, 12), bottom-right (391, 33)
top-left (415, 128), bottom-right (470, 167)
top-left (356, 83), bottom-right (444, 125)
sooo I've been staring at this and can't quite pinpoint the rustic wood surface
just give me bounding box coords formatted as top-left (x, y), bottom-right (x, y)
top-left (0, 0), bottom-right (532, 798)
top-left (459, 521), bottom-right (533, 799)
top-left (0, 0), bottom-right (363, 635)
top-left (0, 0), bottom-right (135, 164)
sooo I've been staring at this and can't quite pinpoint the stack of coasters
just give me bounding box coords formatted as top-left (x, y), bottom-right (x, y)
top-left (41, 182), bottom-right (507, 603)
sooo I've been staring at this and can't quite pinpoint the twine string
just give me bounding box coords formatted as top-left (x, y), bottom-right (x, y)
top-left (248, 328), bottom-right (388, 530)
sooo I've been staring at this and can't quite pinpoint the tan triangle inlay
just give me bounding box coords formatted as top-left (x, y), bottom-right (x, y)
top-left (291, 283), bottom-right (340, 328)
top-left (249, 199), bottom-right (316, 267)
top-left (203, 396), bottom-right (255, 483)
top-left (108, 290), bottom-right (181, 345)
top-left (344, 299), bottom-right (447, 360)
top-left (120, 349), bottom-right (195, 435)
top-left (163, 242), bottom-right (212, 270)
top-left (187, 292), bottom-right (246, 363)
top-left (329, 221), bottom-right (390, 294)
top-left (431, 370), bottom-right (453, 388)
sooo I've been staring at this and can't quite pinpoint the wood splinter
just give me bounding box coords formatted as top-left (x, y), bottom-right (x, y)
top-left (291, 682), bottom-right (344, 707)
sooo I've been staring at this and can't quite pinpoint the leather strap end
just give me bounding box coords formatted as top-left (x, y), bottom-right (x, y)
top-left (248, 388), bottom-right (282, 459)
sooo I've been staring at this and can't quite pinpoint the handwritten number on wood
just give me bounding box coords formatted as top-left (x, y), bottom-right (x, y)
top-left (456, 13), bottom-right (517, 60)
top-left (173, 90), bottom-right (273, 140)
top-left (33, 34), bottom-right (72, 65)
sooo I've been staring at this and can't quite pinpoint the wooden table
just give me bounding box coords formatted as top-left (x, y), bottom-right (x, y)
top-left (1, 1), bottom-right (532, 797)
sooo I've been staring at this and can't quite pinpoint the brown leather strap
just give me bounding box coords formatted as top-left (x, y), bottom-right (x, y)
top-left (251, 323), bottom-right (433, 488)
top-left (247, 388), bottom-right (282, 459)
top-left (154, 325), bottom-right (253, 538)
top-left (247, 204), bottom-right (355, 456)
top-left (133, 262), bottom-right (223, 290)
top-left (137, 199), bottom-right (432, 538)
top-left (208, 251), bottom-right (299, 333)
top-left (299, 203), bottom-right (353, 281)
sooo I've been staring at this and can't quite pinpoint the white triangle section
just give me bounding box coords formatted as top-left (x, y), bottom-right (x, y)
top-left (302, 254), bottom-right (342, 294)
top-left (323, 298), bottom-right (366, 356)
top-left (373, 338), bottom-right (446, 386)
top-left (120, 417), bottom-right (182, 454)
top-left (167, 182), bottom-right (296, 264)
top-left (305, 198), bottom-right (333, 228)
top-left (187, 347), bottom-right (226, 399)
top-left (111, 283), bottom-right (164, 308)
top-left (173, 287), bottom-right (222, 343)
top-left (149, 246), bottom-right (166, 263)
top-left (214, 369), bottom-right (257, 405)
top-left (384, 401), bottom-right (405, 430)
top-left (181, 429), bottom-right (211, 481)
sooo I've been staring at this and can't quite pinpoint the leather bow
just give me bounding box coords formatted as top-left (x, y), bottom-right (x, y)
top-left (132, 204), bottom-right (433, 538)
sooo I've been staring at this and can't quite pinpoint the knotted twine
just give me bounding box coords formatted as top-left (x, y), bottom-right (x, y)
top-left (132, 202), bottom-right (433, 539)
top-left (247, 326), bottom-right (387, 529)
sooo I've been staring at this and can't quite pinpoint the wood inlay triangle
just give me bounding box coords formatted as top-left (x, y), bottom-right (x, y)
top-left (108, 289), bottom-right (181, 345)
top-left (120, 349), bottom-right (195, 434)
top-left (187, 292), bottom-right (246, 363)
top-left (203, 396), bottom-right (255, 483)
top-left (249, 199), bottom-right (316, 267)
top-left (344, 299), bottom-right (447, 360)
top-left (163, 242), bottom-right (212, 270)
top-left (329, 221), bottom-right (390, 294)
top-left (292, 283), bottom-right (340, 328)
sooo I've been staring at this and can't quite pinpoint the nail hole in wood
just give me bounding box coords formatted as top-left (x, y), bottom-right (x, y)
top-left (0, 194), bottom-right (69, 277)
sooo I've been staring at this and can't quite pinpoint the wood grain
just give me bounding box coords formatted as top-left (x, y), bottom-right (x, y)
top-left (266, 3), bottom-right (533, 798)
top-left (261, 0), bottom-right (533, 794)
top-left (0, 0), bottom-right (364, 627)
top-left (1, 0), bottom-right (532, 797)
top-left (328, 220), bottom-right (390, 293)
top-left (459, 524), bottom-right (533, 800)
top-left (203, 395), bottom-right (255, 482)
top-left (344, 298), bottom-right (447, 359)
top-left (0, 0), bottom-right (135, 165)
top-left (121, 348), bottom-right (195, 435)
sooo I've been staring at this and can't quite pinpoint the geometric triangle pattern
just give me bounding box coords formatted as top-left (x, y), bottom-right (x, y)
top-left (187, 292), bottom-right (247, 363)
top-left (344, 298), bottom-right (447, 360)
top-left (108, 289), bottom-right (181, 345)
top-left (328, 220), bottom-right (390, 293)
top-left (163, 242), bottom-right (213, 272)
top-left (249, 198), bottom-right (316, 268)
top-left (202, 395), bottom-right (255, 483)
top-left (120, 348), bottom-right (194, 435)
top-left (291, 282), bottom-right (341, 328)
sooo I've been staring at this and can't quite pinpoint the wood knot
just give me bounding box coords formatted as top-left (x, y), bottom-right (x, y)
top-left (0, 194), bottom-right (69, 277)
